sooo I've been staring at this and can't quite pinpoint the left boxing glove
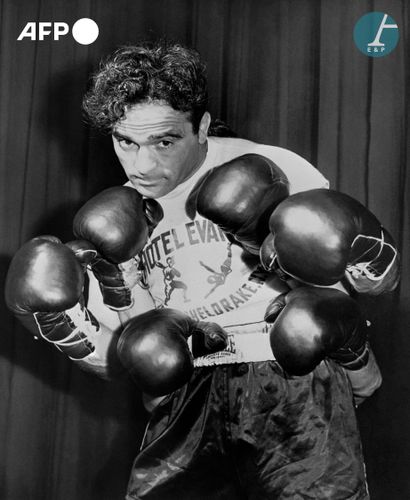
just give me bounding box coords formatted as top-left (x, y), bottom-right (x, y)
top-left (117, 309), bottom-right (228, 396)
top-left (261, 189), bottom-right (399, 294)
top-left (188, 154), bottom-right (289, 254)
top-left (5, 236), bottom-right (100, 361)
top-left (73, 186), bottom-right (163, 310)
top-left (264, 287), bottom-right (370, 376)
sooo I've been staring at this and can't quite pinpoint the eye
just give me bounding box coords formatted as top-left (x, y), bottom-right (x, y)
top-left (157, 140), bottom-right (174, 149)
top-left (117, 138), bottom-right (136, 150)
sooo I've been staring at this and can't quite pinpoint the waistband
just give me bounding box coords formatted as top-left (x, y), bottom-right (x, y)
top-left (192, 322), bottom-right (275, 367)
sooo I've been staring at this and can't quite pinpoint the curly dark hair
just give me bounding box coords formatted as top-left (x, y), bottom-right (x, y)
top-left (82, 41), bottom-right (209, 134)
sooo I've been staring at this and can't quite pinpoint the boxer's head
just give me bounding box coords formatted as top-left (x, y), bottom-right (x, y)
top-left (83, 41), bottom-right (211, 198)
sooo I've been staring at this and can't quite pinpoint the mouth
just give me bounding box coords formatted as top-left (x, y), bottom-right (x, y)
top-left (132, 179), bottom-right (158, 188)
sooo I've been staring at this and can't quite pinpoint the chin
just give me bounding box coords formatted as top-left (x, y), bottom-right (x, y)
top-left (134, 183), bottom-right (172, 199)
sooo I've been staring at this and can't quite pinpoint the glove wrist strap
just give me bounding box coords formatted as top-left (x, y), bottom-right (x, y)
top-left (34, 303), bottom-right (100, 360)
top-left (91, 256), bottom-right (146, 310)
top-left (332, 341), bottom-right (370, 371)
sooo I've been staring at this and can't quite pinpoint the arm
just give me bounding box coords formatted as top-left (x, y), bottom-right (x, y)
top-left (73, 321), bottom-right (122, 379)
top-left (265, 286), bottom-right (382, 405)
top-left (260, 189), bottom-right (399, 295)
top-left (4, 235), bottom-right (156, 382)
top-left (76, 268), bottom-right (155, 379)
top-left (311, 281), bottom-right (383, 403)
top-left (279, 280), bottom-right (382, 404)
top-left (68, 185), bottom-right (161, 378)
top-left (73, 186), bottom-right (163, 311)
top-left (5, 237), bottom-right (119, 380)
top-left (345, 348), bottom-right (382, 405)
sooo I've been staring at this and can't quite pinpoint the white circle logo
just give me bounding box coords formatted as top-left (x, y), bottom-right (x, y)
top-left (72, 18), bottom-right (99, 45)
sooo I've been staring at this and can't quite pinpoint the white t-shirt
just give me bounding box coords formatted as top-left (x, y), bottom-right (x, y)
top-left (88, 137), bottom-right (329, 341)
top-left (86, 139), bottom-right (382, 388)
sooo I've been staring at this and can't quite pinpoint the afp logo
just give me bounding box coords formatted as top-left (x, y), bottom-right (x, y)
top-left (17, 18), bottom-right (99, 45)
top-left (353, 12), bottom-right (399, 57)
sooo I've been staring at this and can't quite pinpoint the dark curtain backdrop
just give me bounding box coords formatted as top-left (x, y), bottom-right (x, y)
top-left (0, 0), bottom-right (409, 498)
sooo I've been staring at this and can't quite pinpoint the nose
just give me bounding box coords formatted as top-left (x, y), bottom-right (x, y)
top-left (127, 147), bottom-right (156, 177)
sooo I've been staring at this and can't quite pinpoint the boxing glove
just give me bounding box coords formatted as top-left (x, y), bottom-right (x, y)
top-left (264, 287), bottom-right (370, 376)
top-left (188, 154), bottom-right (289, 254)
top-left (5, 236), bottom-right (101, 361)
top-left (73, 186), bottom-right (163, 310)
top-left (117, 309), bottom-right (228, 396)
top-left (260, 189), bottom-right (399, 294)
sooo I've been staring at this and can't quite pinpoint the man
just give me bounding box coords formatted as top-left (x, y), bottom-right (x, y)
top-left (7, 41), bottom-right (384, 499)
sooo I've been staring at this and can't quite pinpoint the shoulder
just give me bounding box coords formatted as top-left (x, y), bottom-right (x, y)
top-left (208, 137), bottom-right (261, 161)
top-left (208, 137), bottom-right (329, 193)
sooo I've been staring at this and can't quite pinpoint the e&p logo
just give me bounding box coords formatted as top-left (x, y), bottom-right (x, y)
top-left (17, 18), bottom-right (99, 45)
top-left (353, 12), bottom-right (399, 57)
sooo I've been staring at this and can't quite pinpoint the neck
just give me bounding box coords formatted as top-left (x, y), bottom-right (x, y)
top-left (183, 140), bottom-right (209, 183)
top-left (196, 140), bottom-right (208, 171)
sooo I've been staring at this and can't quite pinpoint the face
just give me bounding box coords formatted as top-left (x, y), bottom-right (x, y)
top-left (112, 101), bottom-right (210, 198)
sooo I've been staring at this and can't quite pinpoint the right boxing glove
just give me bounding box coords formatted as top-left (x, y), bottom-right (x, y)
top-left (73, 186), bottom-right (163, 310)
top-left (5, 236), bottom-right (101, 361)
top-left (117, 309), bottom-right (228, 396)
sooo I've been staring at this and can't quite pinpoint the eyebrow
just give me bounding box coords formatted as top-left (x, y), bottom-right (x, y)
top-left (112, 130), bottom-right (185, 142)
top-left (149, 131), bottom-right (184, 140)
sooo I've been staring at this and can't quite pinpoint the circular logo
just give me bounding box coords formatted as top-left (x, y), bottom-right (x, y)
top-left (72, 18), bottom-right (99, 45)
top-left (353, 12), bottom-right (399, 57)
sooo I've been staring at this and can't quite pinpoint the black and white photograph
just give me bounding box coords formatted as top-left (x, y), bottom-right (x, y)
top-left (0, 1), bottom-right (409, 499)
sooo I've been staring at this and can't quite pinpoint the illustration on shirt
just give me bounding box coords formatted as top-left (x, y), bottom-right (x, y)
top-left (141, 219), bottom-right (275, 315)
top-left (199, 243), bottom-right (233, 298)
top-left (156, 256), bottom-right (190, 305)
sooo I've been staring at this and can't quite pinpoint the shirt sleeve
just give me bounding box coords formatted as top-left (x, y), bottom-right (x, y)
top-left (250, 144), bottom-right (330, 193)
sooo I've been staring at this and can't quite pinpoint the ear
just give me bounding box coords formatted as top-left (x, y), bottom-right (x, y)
top-left (198, 112), bottom-right (211, 144)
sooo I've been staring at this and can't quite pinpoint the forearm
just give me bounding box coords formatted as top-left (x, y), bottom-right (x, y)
top-left (344, 348), bottom-right (382, 406)
top-left (326, 282), bottom-right (382, 404)
top-left (117, 283), bottom-right (156, 324)
top-left (73, 321), bottom-right (124, 380)
top-left (80, 272), bottom-right (155, 379)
